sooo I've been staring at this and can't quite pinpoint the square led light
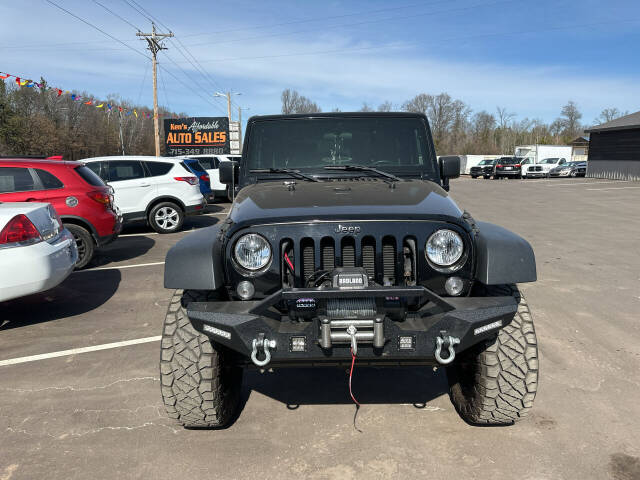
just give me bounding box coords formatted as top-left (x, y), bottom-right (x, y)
top-left (398, 336), bottom-right (416, 351)
top-left (290, 336), bottom-right (306, 352)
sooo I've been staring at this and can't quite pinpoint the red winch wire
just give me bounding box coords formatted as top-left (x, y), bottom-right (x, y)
top-left (349, 347), bottom-right (361, 406)
top-left (284, 252), bottom-right (294, 272)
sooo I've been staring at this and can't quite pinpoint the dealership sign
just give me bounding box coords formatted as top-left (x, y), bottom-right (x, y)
top-left (164, 117), bottom-right (229, 156)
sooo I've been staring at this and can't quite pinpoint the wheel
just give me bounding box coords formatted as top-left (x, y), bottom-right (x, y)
top-left (160, 290), bottom-right (243, 428)
top-left (570, 171), bottom-right (577, 177)
top-left (483, 175), bottom-right (490, 179)
top-left (64, 223), bottom-right (95, 269)
top-left (447, 284), bottom-right (539, 425)
top-left (471, 175), bottom-right (477, 179)
top-left (149, 202), bottom-right (184, 233)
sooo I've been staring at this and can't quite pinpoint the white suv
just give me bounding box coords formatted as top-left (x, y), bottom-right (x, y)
top-left (81, 156), bottom-right (205, 233)
top-left (180, 154), bottom-right (241, 202)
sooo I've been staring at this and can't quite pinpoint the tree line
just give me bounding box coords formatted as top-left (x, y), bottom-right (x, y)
top-left (0, 79), bottom-right (181, 159)
top-left (280, 88), bottom-right (629, 155)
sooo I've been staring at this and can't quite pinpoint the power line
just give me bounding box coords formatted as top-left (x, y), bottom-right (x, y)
top-left (44, 0), bottom-right (149, 60)
top-left (121, 0), bottom-right (153, 24)
top-left (180, 0), bottom-right (458, 38)
top-left (183, 0), bottom-right (514, 48)
top-left (116, 1), bottom-right (237, 110)
top-left (158, 64), bottom-right (172, 114)
top-left (92, 0), bottom-right (141, 31)
top-left (183, 17), bottom-right (640, 65)
top-left (136, 63), bottom-right (149, 105)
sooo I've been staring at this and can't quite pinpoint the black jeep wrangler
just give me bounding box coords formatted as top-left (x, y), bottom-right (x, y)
top-left (161, 112), bottom-right (538, 427)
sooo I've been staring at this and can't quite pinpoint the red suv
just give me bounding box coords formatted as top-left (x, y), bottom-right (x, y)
top-left (0, 159), bottom-right (122, 268)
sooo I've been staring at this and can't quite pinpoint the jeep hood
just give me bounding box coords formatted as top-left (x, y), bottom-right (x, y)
top-left (226, 180), bottom-right (464, 228)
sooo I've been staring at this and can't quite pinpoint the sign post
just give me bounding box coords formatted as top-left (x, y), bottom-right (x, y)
top-left (163, 117), bottom-right (230, 156)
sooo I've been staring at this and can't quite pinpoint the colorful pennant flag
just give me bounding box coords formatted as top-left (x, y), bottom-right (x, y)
top-left (1, 69), bottom-right (159, 122)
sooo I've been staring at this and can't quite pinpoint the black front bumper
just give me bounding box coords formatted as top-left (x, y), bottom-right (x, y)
top-left (186, 286), bottom-right (517, 366)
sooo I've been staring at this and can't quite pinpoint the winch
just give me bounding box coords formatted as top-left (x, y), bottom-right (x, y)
top-left (318, 268), bottom-right (385, 350)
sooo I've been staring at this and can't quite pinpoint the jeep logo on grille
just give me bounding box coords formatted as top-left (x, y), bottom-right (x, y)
top-left (334, 224), bottom-right (361, 235)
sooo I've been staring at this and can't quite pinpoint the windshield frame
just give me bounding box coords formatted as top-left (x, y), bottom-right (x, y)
top-left (240, 114), bottom-right (441, 186)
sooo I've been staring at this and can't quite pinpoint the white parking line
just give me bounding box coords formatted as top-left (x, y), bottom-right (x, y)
top-left (586, 186), bottom-right (640, 191)
top-left (203, 211), bottom-right (229, 216)
top-left (549, 181), bottom-right (629, 187)
top-left (0, 336), bottom-right (162, 367)
top-left (75, 261), bottom-right (165, 273)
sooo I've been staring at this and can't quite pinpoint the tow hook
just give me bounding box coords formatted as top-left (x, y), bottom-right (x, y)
top-left (251, 333), bottom-right (276, 367)
top-left (347, 325), bottom-right (358, 356)
top-left (435, 334), bottom-right (460, 365)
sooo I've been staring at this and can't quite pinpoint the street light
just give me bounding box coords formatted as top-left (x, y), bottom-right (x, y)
top-left (214, 91), bottom-right (241, 121)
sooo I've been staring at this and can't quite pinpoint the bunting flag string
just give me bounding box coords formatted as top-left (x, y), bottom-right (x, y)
top-left (0, 69), bottom-right (179, 120)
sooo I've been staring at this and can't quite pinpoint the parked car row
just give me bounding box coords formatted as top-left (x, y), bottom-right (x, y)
top-left (470, 157), bottom-right (587, 180)
top-left (0, 154), bottom-right (236, 302)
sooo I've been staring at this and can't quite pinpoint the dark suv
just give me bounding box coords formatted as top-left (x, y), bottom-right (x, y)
top-left (161, 113), bottom-right (539, 428)
top-left (494, 157), bottom-right (523, 179)
top-left (469, 159), bottom-right (497, 179)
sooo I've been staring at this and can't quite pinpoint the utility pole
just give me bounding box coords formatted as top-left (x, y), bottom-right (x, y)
top-left (214, 91), bottom-right (241, 124)
top-left (137, 23), bottom-right (173, 157)
top-left (238, 106), bottom-right (249, 153)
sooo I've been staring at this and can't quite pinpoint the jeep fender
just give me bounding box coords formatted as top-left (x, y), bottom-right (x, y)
top-left (474, 221), bottom-right (536, 285)
top-left (164, 225), bottom-right (224, 290)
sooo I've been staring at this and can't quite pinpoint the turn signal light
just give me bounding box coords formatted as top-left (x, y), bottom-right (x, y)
top-left (0, 214), bottom-right (42, 246)
top-left (174, 176), bottom-right (198, 185)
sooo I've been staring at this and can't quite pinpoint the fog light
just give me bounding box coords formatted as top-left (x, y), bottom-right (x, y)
top-left (236, 281), bottom-right (255, 300)
top-left (445, 276), bottom-right (464, 296)
top-left (290, 336), bottom-right (306, 352)
top-left (398, 335), bottom-right (415, 351)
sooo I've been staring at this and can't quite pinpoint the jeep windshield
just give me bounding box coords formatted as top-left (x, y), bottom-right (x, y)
top-left (245, 116), bottom-right (438, 180)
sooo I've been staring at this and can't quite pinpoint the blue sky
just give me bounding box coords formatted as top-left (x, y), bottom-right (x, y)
top-left (1, 0), bottom-right (639, 126)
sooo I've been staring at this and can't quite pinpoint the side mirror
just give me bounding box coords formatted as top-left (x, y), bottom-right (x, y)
top-left (438, 156), bottom-right (460, 191)
top-left (219, 160), bottom-right (239, 185)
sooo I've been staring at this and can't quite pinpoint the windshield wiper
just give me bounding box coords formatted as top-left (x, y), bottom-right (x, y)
top-left (249, 168), bottom-right (319, 182)
top-left (323, 165), bottom-right (401, 182)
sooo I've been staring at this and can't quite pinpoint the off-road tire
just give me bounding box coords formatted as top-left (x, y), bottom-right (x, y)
top-left (160, 289), bottom-right (243, 428)
top-left (149, 202), bottom-right (184, 234)
top-left (65, 223), bottom-right (95, 269)
top-left (447, 284), bottom-right (538, 425)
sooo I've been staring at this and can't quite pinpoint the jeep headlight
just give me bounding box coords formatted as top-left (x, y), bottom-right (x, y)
top-left (426, 229), bottom-right (464, 267)
top-left (234, 233), bottom-right (271, 271)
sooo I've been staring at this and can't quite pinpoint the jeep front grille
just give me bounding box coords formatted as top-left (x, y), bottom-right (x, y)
top-left (292, 235), bottom-right (410, 287)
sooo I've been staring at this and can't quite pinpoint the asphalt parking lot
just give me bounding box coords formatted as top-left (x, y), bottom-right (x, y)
top-left (1, 177), bottom-right (639, 480)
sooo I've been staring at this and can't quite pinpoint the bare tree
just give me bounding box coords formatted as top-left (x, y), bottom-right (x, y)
top-left (558, 101), bottom-right (582, 138)
top-left (359, 102), bottom-right (374, 112)
top-left (281, 88), bottom-right (321, 114)
top-left (377, 100), bottom-right (393, 112)
top-left (496, 106), bottom-right (515, 130)
top-left (596, 107), bottom-right (628, 125)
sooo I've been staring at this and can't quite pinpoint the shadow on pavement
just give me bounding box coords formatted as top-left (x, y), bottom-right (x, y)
top-left (0, 269), bottom-right (121, 330)
top-left (244, 366), bottom-right (449, 408)
top-left (89, 235), bottom-right (156, 268)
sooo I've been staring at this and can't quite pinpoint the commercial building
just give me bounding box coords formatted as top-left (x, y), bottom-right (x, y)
top-left (586, 111), bottom-right (640, 180)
